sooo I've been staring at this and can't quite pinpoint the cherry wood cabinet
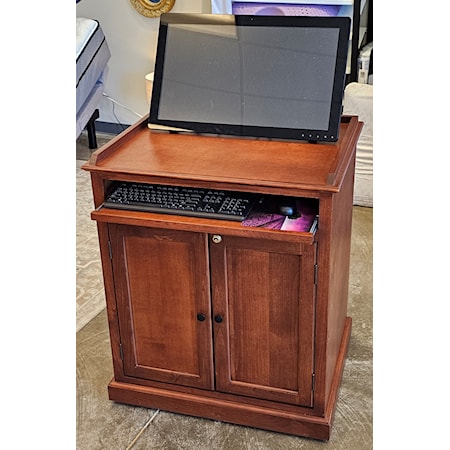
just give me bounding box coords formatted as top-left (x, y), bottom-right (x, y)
top-left (83, 114), bottom-right (362, 440)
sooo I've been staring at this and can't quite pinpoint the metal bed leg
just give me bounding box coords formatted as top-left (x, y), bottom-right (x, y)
top-left (86, 109), bottom-right (100, 149)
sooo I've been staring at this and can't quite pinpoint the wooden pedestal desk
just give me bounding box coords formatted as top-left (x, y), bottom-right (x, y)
top-left (82, 115), bottom-right (363, 441)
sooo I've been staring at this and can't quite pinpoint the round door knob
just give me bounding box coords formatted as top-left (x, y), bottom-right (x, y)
top-left (197, 313), bottom-right (206, 322)
top-left (214, 315), bottom-right (223, 323)
top-left (211, 235), bottom-right (222, 244)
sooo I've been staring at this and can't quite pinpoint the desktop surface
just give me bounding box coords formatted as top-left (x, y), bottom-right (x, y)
top-left (88, 115), bottom-right (361, 197)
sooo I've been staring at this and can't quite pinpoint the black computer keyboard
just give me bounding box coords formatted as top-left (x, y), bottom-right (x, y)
top-left (103, 181), bottom-right (261, 221)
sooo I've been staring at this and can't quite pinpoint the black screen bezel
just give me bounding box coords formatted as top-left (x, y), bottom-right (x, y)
top-left (149, 13), bottom-right (350, 142)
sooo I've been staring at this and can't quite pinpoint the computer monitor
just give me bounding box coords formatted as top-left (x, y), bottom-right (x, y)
top-left (149, 13), bottom-right (350, 142)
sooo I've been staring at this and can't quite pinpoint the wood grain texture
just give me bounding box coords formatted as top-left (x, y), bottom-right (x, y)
top-left (109, 225), bottom-right (214, 390)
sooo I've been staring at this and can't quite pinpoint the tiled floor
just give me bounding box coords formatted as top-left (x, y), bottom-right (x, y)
top-left (76, 131), bottom-right (373, 449)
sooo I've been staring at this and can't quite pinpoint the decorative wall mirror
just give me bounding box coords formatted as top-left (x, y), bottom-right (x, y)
top-left (130, 0), bottom-right (175, 18)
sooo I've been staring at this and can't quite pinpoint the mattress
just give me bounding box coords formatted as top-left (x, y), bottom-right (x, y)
top-left (343, 82), bottom-right (373, 207)
top-left (76, 18), bottom-right (110, 115)
top-left (76, 72), bottom-right (106, 138)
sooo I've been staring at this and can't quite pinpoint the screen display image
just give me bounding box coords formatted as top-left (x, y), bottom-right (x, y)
top-left (149, 14), bottom-right (350, 142)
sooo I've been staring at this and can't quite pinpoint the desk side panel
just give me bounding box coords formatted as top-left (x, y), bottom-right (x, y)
top-left (325, 152), bottom-right (356, 403)
top-left (313, 150), bottom-right (356, 413)
top-left (95, 222), bottom-right (125, 380)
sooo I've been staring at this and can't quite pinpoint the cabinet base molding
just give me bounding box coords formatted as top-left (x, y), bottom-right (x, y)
top-left (108, 317), bottom-right (352, 441)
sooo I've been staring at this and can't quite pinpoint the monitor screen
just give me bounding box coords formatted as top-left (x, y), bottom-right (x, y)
top-left (149, 14), bottom-right (350, 142)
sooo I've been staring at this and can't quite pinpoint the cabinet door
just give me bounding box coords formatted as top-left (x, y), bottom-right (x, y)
top-left (209, 235), bottom-right (316, 407)
top-left (108, 224), bottom-right (214, 390)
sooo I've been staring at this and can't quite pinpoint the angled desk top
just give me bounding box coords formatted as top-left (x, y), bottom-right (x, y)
top-left (83, 115), bottom-right (362, 197)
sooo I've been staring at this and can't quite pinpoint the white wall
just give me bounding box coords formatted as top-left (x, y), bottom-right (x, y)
top-left (76, 0), bottom-right (211, 127)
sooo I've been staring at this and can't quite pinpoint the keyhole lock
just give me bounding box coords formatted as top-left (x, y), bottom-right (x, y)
top-left (212, 235), bottom-right (222, 244)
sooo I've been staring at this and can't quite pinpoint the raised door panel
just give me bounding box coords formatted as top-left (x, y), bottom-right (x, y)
top-left (109, 224), bottom-right (214, 390)
top-left (209, 235), bottom-right (316, 407)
